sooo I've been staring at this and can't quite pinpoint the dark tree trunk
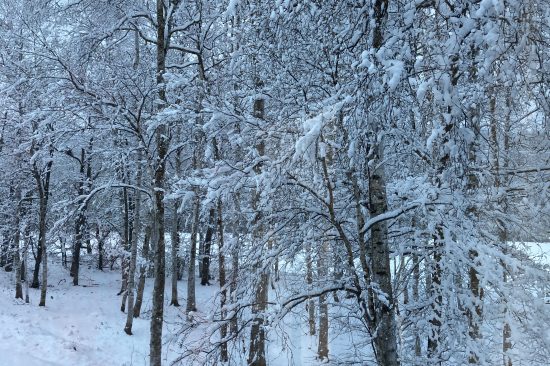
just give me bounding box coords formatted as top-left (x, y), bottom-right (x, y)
top-left (0, 233), bottom-right (7, 268)
top-left (200, 207), bottom-right (215, 286)
top-left (69, 144), bottom-right (93, 286)
top-left (217, 199), bottom-right (228, 362)
top-left (14, 187), bottom-right (23, 300)
top-left (317, 242), bottom-right (329, 361)
top-left (31, 234), bottom-right (42, 289)
top-left (125, 153), bottom-right (142, 334)
top-left (186, 196), bottom-right (200, 313)
top-left (34, 157), bottom-right (52, 307)
top-left (170, 139), bottom-right (182, 307)
top-left (133, 222), bottom-right (151, 318)
top-left (149, 1), bottom-right (168, 363)
top-left (170, 205), bottom-right (181, 306)
top-left (247, 80), bottom-right (268, 366)
top-left (97, 226), bottom-right (104, 271)
top-left (70, 212), bottom-right (85, 285)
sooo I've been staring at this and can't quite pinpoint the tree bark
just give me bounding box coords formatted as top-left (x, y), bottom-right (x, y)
top-left (306, 242), bottom-right (315, 336)
top-left (133, 221), bottom-right (151, 318)
top-left (170, 204), bottom-right (180, 307)
top-left (200, 207), bottom-right (215, 286)
top-left (14, 186), bottom-right (22, 300)
top-left (36, 158), bottom-right (52, 307)
top-left (186, 195), bottom-right (200, 313)
top-left (149, 0), bottom-right (168, 363)
top-left (317, 242), bottom-right (329, 361)
top-left (119, 186), bottom-right (131, 311)
top-left (230, 230), bottom-right (240, 336)
top-left (69, 144), bottom-right (93, 286)
top-left (125, 153), bottom-right (142, 334)
top-left (247, 80), bottom-right (268, 366)
top-left (97, 225), bottom-right (104, 270)
top-left (368, 2), bottom-right (400, 364)
top-left (31, 232), bottom-right (42, 289)
top-left (217, 199), bottom-right (228, 362)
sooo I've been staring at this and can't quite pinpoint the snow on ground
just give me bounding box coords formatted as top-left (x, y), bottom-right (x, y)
top-left (0, 257), bottom-right (325, 366)
top-left (4, 243), bottom-right (546, 365)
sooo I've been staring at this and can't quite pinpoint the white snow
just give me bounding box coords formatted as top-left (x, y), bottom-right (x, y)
top-left (0, 257), bottom-right (330, 365)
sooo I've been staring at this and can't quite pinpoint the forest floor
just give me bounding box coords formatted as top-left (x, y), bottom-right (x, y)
top-left (0, 257), bottom-right (323, 366)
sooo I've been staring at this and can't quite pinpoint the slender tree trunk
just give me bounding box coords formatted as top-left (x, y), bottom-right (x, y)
top-left (60, 236), bottom-right (67, 268)
top-left (217, 199), bottom-right (228, 362)
top-left (230, 232), bottom-right (239, 336)
top-left (427, 232), bottom-right (443, 361)
top-left (14, 186), bottom-right (22, 300)
top-left (97, 225), bottom-right (104, 270)
top-left (198, 231), bottom-right (204, 276)
top-left (317, 242), bottom-right (329, 361)
top-left (170, 204), bottom-right (180, 306)
top-left (39, 213), bottom-right (48, 307)
top-left (306, 242), bottom-right (315, 336)
top-left (149, 1), bottom-right (169, 363)
top-left (71, 212), bottom-right (85, 285)
top-left (201, 208), bottom-right (215, 286)
top-left (170, 140), bottom-right (182, 307)
top-left (367, 2), bottom-right (400, 364)
top-left (187, 195), bottom-right (200, 313)
top-left (0, 233), bottom-right (6, 268)
top-left (125, 154), bottom-right (142, 334)
top-left (247, 81), bottom-right (268, 366)
top-left (492, 91), bottom-right (512, 366)
top-left (120, 186), bottom-right (131, 311)
top-left (37, 189), bottom-right (51, 307)
top-left (413, 253), bottom-right (421, 358)
top-left (24, 232), bottom-right (29, 303)
top-left (134, 221), bottom-right (151, 318)
top-left (31, 233), bottom-right (42, 289)
top-left (70, 146), bottom-right (92, 286)
top-left (368, 150), bottom-right (400, 366)
top-left (33, 155), bottom-right (52, 307)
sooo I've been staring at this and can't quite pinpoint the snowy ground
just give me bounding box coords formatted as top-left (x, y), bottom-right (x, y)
top-left (1, 243), bottom-right (548, 365)
top-left (0, 257), bottom-right (324, 366)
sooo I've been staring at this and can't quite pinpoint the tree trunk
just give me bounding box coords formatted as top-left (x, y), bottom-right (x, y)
top-left (170, 140), bottom-right (182, 307)
top-left (60, 236), bottom-right (67, 268)
top-left (149, 0), bottom-right (168, 363)
top-left (0, 233), bottom-right (7, 268)
top-left (306, 241), bottom-right (315, 336)
top-left (427, 233), bottom-right (443, 361)
top-left (70, 146), bottom-right (92, 286)
top-left (24, 233), bottom-right (29, 303)
top-left (33, 155), bottom-right (52, 306)
top-left (217, 199), bottom-right (228, 362)
top-left (317, 242), bottom-right (329, 361)
top-left (133, 222), bottom-right (151, 318)
top-left (368, 143), bottom-right (400, 366)
top-left (230, 231), bottom-right (240, 336)
top-left (71, 212), bottom-right (85, 285)
top-left (31, 233), bottom-right (42, 289)
top-left (120, 186), bottom-right (131, 311)
top-left (97, 226), bottom-right (104, 270)
top-left (247, 81), bottom-right (268, 366)
top-left (365, 1), bottom-right (400, 364)
top-left (186, 195), bottom-right (200, 313)
top-left (200, 207), bottom-right (215, 286)
top-left (170, 204), bottom-right (180, 306)
top-left (413, 253), bottom-right (421, 358)
top-left (14, 186), bottom-right (22, 300)
top-left (125, 155), bottom-right (142, 334)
